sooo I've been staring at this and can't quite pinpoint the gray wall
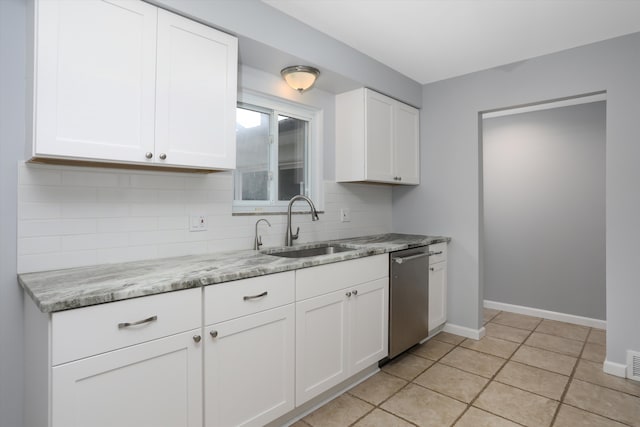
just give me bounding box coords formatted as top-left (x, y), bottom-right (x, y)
top-left (482, 102), bottom-right (606, 319)
top-left (393, 32), bottom-right (640, 365)
top-left (0, 0), bottom-right (27, 425)
top-left (151, 0), bottom-right (423, 110)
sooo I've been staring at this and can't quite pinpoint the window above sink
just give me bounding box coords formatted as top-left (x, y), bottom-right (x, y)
top-left (233, 90), bottom-right (324, 214)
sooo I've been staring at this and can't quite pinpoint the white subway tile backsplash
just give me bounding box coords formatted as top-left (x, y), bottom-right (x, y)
top-left (95, 246), bottom-right (158, 265)
top-left (61, 233), bottom-right (129, 251)
top-left (18, 236), bottom-right (61, 255)
top-left (130, 203), bottom-right (186, 217)
top-left (19, 165), bottom-right (62, 186)
top-left (19, 186), bottom-right (98, 203)
top-left (18, 218), bottom-right (97, 238)
top-left (156, 241), bottom-right (208, 258)
top-left (62, 170), bottom-right (120, 187)
top-left (60, 203), bottom-right (130, 219)
top-left (130, 174), bottom-right (185, 190)
top-left (97, 217), bottom-right (158, 233)
top-left (18, 250), bottom-right (97, 273)
top-left (128, 229), bottom-right (186, 246)
top-left (17, 163), bottom-right (392, 273)
top-left (19, 202), bottom-right (61, 219)
top-left (97, 188), bottom-right (157, 203)
top-left (157, 216), bottom-right (188, 230)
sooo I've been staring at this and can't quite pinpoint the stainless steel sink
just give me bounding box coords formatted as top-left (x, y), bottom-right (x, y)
top-left (261, 243), bottom-right (356, 258)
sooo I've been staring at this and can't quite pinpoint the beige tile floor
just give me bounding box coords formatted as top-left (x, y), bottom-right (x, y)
top-left (292, 309), bottom-right (640, 427)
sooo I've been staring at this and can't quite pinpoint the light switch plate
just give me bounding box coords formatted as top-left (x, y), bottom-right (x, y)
top-left (189, 214), bottom-right (207, 231)
top-left (340, 208), bottom-right (351, 222)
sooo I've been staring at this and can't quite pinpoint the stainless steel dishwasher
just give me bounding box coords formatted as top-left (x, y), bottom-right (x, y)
top-left (389, 246), bottom-right (430, 359)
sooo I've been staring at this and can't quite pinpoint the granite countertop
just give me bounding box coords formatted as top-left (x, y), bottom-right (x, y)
top-left (18, 233), bottom-right (450, 313)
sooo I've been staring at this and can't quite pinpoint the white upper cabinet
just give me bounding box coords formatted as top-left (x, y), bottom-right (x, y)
top-left (155, 9), bottom-right (237, 169)
top-left (30, 0), bottom-right (237, 171)
top-left (33, 0), bottom-right (158, 164)
top-left (364, 91), bottom-right (396, 182)
top-left (393, 102), bottom-right (420, 184)
top-left (336, 88), bottom-right (420, 185)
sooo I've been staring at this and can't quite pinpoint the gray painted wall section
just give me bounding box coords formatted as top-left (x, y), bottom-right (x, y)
top-left (0, 0), bottom-right (26, 425)
top-left (482, 102), bottom-right (606, 320)
top-left (393, 32), bottom-right (640, 365)
top-left (150, 0), bottom-right (423, 107)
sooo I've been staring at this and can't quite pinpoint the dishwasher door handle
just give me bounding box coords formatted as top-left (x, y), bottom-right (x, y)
top-left (393, 252), bottom-right (430, 264)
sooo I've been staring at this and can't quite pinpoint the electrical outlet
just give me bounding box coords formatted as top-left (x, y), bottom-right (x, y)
top-left (189, 214), bottom-right (207, 232)
top-left (340, 208), bottom-right (351, 222)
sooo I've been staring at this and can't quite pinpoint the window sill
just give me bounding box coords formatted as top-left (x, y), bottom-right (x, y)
top-left (232, 210), bottom-right (325, 217)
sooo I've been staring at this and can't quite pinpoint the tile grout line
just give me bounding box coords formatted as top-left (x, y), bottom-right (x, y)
top-left (546, 324), bottom-right (588, 427)
top-left (483, 316), bottom-right (634, 427)
top-left (449, 314), bottom-right (543, 426)
top-left (547, 326), bottom-right (632, 427)
top-left (308, 314), bottom-right (630, 427)
top-left (351, 335), bottom-right (464, 426)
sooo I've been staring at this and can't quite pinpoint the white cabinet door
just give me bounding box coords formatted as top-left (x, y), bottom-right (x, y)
top-left (336, 88), bottom-right (420, 185)
top-left (205, 305), bottom-right (295, 427)
top-left (394, 102), bottom-right (420, 185)
top-left (34, 0), bottom-right (158, 163)
top-left (296, 290), bottom-right (349, 405)
top-left (155, 9), bottom-right (237, 169)
top-left (364, 89), bottom-right (395, 182)
top-left (349, 278), bottom-right (389, 374)
top-left (52, 329), bottom-right (202, 427)
top-left (429, 261), bottom-right (447, 332)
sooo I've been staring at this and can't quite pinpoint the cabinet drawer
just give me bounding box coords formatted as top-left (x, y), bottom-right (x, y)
top-left (296, 254), bottom-right (388, 301)
top-left (205, 272), bottom-right (294, 325)
top-left (429, 243), bottom-right (447, 265)
top-left (52, 288), bottom-right (201, 366)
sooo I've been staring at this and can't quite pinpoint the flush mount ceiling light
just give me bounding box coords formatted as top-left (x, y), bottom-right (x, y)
top-left (281, 65), bottom-right (320, 93)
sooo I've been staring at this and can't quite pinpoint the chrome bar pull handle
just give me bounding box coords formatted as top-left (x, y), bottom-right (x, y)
top-left (431, 251), bottom-right (443, 255)
top-left (118, 315), bottom-right (157, 329)
top-left (243, 291), bottom-right (268, 301)
top-left (393, 252), bottom-right (429, 264)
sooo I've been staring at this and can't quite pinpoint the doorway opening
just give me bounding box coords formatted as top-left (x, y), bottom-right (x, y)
top-left (480, 93), bottom-right (606, 324)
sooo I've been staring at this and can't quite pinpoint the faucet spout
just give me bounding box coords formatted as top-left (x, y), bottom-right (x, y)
top-left (254, 218), bottom-right (271, 250)
top-left (286, 195), bottom-right (319, 246)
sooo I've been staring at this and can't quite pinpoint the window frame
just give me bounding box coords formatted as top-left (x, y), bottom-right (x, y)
top-left (233, 90), bottom-right (323, 214)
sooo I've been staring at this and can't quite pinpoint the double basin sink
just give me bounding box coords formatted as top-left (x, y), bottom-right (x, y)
top-left (260, 243), bottom-right (357, 259)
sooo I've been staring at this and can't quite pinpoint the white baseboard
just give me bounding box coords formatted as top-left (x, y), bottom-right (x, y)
top-left (443, 323), bottom-right (486, 340)
top-left (484, 300), bottom-right (606, 330)
top-left (603, 359), bottom-right (627, 378)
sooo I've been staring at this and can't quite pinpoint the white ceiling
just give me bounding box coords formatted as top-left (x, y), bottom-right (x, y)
top-left (263, 0), bottom-right (640, 84)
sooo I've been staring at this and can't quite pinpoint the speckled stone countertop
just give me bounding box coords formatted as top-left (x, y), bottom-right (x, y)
top-left (18, 233), bottom-right (450, 313)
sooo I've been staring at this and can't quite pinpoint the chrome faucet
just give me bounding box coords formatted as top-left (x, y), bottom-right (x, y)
top-left (254, 218), bottom-right (271, 250)
top-left (286, 195), bottom-right (319, 246)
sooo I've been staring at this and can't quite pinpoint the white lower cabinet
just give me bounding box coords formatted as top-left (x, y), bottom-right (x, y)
top-left (204, 305), bottom-right (295, 427)
top-left (52, 329), bottom-right (203, 427)
top-left (25, 288), bottom-right (203, 427)
top-left (295, 255), bottom-right (389, 405)
top-left (295, 289), bottom-right (350, 404)
top-left (203, 272), bottom-right (295, 427)
top-left (349, 278), bottom-right (389, 373)
top-left (26, 256), bottom-right (390, 427)
top-left (428, 243), bottom-right (448, 333)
